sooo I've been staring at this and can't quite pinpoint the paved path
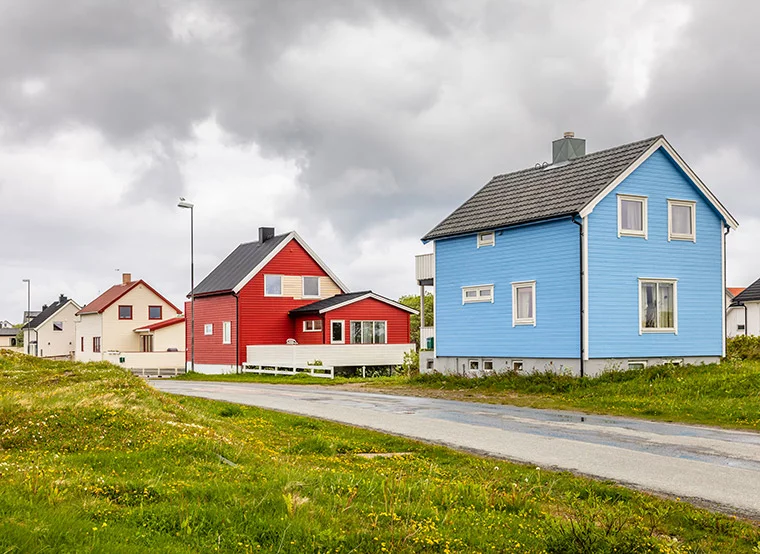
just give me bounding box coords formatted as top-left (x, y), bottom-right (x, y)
top-left (151, 380), bottom-right (760, 517)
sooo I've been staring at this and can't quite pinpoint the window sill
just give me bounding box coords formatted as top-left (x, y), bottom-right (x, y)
top-left (668, 235), bottom-right (695, 242)
top-left (513, 320), bottom-right (536, 326)
top-left (640, 328), bottom-right (677, 334)
top-left (618, 231), bottom-right (647, 238)
top-left (303, 330), bottom-right (322, 333)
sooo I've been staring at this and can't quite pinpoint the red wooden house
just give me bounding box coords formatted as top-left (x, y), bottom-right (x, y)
top-left (187, 227), bottom-right (416, 374)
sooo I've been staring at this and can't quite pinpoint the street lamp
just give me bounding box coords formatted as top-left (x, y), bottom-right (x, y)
top-left (22, 279), bottom-right (30, 355)
top-left (177, 198), bottom-right (195, 373)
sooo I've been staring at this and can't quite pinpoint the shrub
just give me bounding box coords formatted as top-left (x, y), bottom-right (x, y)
top-left (727, 335), bottom-right (760, 360)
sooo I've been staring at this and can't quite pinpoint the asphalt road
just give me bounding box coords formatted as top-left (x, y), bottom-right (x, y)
top-left (151, 380), bottom-right (760, 517)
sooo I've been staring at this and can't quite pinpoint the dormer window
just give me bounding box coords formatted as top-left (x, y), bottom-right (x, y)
top-left (618, 194), bottom-right (647, 238)
top-left (477, 231), bottom-right (495, 247)
top-left (668, 200), bottom-right (696, 241)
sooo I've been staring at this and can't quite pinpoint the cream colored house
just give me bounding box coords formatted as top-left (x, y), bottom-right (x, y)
top-left (0, 327), bottom-right (22, 352)
top-left (75, 274), bottom-right (185, 369)
top-left (22, 295), bottom-right (81, 358)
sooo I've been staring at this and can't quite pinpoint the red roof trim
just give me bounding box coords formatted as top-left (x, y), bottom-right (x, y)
top-left (77, 280), bottom-right (182, 316)
top-left (727, 287), bottom-right (745, 298)
top-left (134, 317), bottom-right (185, 332)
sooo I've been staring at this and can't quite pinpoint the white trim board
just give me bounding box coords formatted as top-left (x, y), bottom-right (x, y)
top-left (319, 293), bottom-right (418, 315)
top-left (232, 231), bottom-right (350, 295)
top-left (579, 136), bottom-right (739, 229)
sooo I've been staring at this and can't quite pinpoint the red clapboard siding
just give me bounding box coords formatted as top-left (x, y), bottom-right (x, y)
top-left (237, 239), bottom-right (345, 361)
top-left (293, 315), bottom-right (327, 345)
top-left (324, 298), bottom-right (411, 344)
top-left (185, 296), bottom-right (236, 364)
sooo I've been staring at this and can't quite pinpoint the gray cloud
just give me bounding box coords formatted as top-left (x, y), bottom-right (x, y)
top-left (2, 0), bottom-right (759, 318)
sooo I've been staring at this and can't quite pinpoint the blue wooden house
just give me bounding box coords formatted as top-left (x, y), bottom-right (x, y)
top-left (421, 133), bottom-right (738, 376)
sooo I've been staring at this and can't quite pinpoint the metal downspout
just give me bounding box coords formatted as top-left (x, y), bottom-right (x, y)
top-left (572, 215), bottom-right (585, 378)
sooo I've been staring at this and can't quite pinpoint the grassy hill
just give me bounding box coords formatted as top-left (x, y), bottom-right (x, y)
top-left (1, 351), bottom-right (759, 553)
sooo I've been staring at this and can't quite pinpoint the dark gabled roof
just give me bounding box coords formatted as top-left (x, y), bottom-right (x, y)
top-left (289, 291), bottom-right (418, 316)
top-left (422, 136), bottom-right (662, 241)
top-left (288, 292), bottom-right (371, 315)
top-left (24, 298), bottom-right (71, 330)
top-left (192, 233), bottom-right (291, 296)
top-left (733, 277), bottom-right (760, 304)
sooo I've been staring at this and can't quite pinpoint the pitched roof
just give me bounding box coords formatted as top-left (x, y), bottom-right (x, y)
top-left (192, 231), bottom-right (349, 297)
top-left (727, 287), bottom-right (746, 299)
top-left (733, 278), bottom-right (760, 304)
top-left (78, 280), bottom-right (182, 315)
top-left (289, 291), bottom-right (418, 315)
top-left (23, 297), bottom-right (80, 330)
top-left (192, 233), bottom-right (291, 296)
top-left (423, 135), bottom-right (739, 241)
top-left (422, 137), bottom-right (661, 241)
top-left (134, 317), bottom-right (185, 333)
top-left (0, 327), bottom-right (19, 336)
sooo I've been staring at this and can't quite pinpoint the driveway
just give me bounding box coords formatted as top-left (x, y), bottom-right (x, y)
top-left (151, 380), bottom-right (760, 518)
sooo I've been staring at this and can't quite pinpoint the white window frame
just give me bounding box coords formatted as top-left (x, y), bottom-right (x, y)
top-left (638, 278), bottom-right (678, 335)
top-left (222, 321), bottom-right (231, 344)
top-left (52, 321), bottom-right (63, 332)
top-left (349, 320), bottom-right (387, 344)
top-left (303, 320), bottom-right (323, 333)
top-left (462, 284), bottom-right (494, 304)
top-left (302, 276), bottom-right (321, 298)
top-left (483, 359), bottom-right (494, 371)
top-left (668, 199), bottom-right (696, 242)
top-left (204, 323), bottom-right (213, 335)
top-left (512, 360), bottom-right (523, 372)
top-left (477, 231), bottom-right (495, 248)
top-left (264, 274), bottom-right (283, 297)
top-left (617, 194), bottom-right (648, 238)
top-left (627, 360), bottom-right (648, 370)
top-left (331, 320), bottom-right (345, 344)
top-left (511, 281), bottom-right (536, 326)
top-left (468, 359), bottom-right (480, 371)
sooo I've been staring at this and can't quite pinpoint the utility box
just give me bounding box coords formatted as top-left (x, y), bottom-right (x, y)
top-left (426, 337), bottom-right (434, 350)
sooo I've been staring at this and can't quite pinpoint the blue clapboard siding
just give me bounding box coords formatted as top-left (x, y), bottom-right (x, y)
top-left (587, 147), bottom-right (723, 358)
top-left (435, 218), bottom-right (580, 358)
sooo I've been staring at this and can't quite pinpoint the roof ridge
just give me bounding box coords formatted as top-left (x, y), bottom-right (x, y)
top-left (238, 231), bottom-right (293, 246)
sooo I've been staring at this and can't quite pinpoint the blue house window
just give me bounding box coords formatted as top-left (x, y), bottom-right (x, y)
top-left (639, 279), bottom-right (677, 334)
top-left (462, 285), bottom-right (494, 304)
top-left (477, 232), bottom-right (495, 247)
top-left (512, 281), bottom-right (536, 326)
top-left (618, 194), bottom-right (648, 238)
top-left (668, 200), bottom-right (696, 242)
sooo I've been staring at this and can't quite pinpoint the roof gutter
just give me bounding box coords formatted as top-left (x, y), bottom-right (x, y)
top-left (421, 214), bottom-right (577, 244)
top-left (571, 214), bottom-right (585, 378)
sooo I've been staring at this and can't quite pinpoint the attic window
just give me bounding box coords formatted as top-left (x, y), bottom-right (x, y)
top-left (477, 232), bottom-right (495, 247)
top-left (118, 305), bottom-right (133, 320)
top-left (668, 200), bottom-right (696, 241)
top-left (303, 276), bottom-right (320, 298)
top-left (53, 321), bottom-right (63, 332)
top-left (264, 275), bottom-right (282, 296)
top-left (618, 194), bottom-right (647, 238)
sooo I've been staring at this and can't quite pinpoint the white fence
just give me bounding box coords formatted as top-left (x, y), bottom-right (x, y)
top-left (103, 350), bottom-right (186, 371)
top-left (242, 363), bottom-right (334, 379)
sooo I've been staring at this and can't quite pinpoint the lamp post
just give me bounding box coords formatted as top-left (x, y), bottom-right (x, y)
top-left (22, 279), bottom-right (30, 355)
top-left (177, 199), bottom-right (195, 372)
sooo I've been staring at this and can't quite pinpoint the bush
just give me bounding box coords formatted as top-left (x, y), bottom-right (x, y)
top-left (727, 335), bottom-right (760, 360)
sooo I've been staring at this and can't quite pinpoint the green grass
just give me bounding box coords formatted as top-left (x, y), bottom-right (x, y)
top-left (1, 351), bottom-right (759, 553)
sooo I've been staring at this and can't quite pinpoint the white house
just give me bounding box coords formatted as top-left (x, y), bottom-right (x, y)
top-left (75, 273), bottom-right (185, 370)
top-left (0, 327), bottom-right (22, 352)
top-left (728, 280), bottom-right (760, 337)
top-left (22, 295), bottom-right (81, 358)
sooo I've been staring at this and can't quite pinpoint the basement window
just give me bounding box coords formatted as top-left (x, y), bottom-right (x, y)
top-left (628, 360), bottom-right (647, 370)
top-left (512, 360), bottom-right (524, 372)
top-left (483, 360), bottom-right (494, 371)
top-left (469, 359), bottom-right (480, 371)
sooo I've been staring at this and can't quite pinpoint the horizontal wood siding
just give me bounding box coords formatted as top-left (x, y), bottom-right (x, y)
top-left (185, 295), bottom-right (236, 365)
top-left (293, 315), bottom-right (326, 344)
top-left (435, 219), bottom-right (580, 358)
top-left (587, 148), bottom-right (723, 358)
top-left (238, 240), bottom-right (346, 360)
top-left (324, 298), bottom-right (411, 344)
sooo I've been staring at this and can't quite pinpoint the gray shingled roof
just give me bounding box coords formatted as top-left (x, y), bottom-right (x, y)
top-left (23, 297), bottom-right (69, 330)
top-left (192, 233), bottom-right (291, 296)
top-left (733, 277), bottom-right (760, 304)
top-left (422, 136), bottom-right (661, 241)
top-left (288, 292), bottom-right (372, 315)
top-left (0, 327), bottom-right (19, 336)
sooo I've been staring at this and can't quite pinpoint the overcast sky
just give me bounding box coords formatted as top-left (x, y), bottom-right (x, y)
top-left (2, 0), bottom-right (759, 320)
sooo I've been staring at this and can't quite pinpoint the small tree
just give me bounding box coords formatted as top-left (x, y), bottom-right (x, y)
top-left (398, 292), bottom-right (434, 347)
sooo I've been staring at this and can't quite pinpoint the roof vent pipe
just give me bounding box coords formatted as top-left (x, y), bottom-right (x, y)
top-left (258, 227), bottom-right (275, 243)
top-left (552, 132), bottom-right (586, 164)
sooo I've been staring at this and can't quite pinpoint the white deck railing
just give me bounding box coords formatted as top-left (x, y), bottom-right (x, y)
top-left (242, 363), bottom-right (334, 379)
top-left (415, 253), bottom-right (434, 282)
top-left (246, 343), bottom-right (414, 373)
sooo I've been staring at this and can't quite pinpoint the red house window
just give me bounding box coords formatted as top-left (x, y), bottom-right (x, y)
top-left (119, 305), bottom-right (133, 320)
top-left (148, 306), bottom-right (162, 320)
top-left (81, 337), bottom-right (84, 352)
top-left (93, 337), bottom-right (101, 353)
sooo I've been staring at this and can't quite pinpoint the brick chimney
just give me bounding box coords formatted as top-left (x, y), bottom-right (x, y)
top-left (122, 273), bottom-right (132, 285)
